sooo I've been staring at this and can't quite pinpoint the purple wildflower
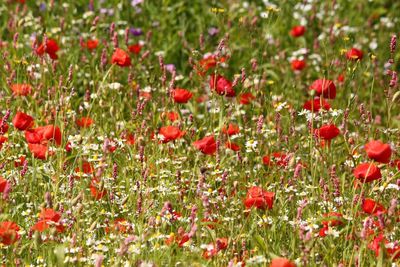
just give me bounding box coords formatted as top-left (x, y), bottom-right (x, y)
top-left (130, 28), bottom-right (143, 36)
top-left (208, 27), bottom-right (219, 36)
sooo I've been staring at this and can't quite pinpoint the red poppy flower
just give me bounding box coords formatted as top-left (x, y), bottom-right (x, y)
top-left (225, 141), bottom-right (240, 151)
top-left (303, 98), bottom-right (331, 112)
top-left (353, 162), bottom-right (382, 183)
top-left (0, 118), bottom-right (8, 134)
top-left (368, 231), bottom-right (400, 259)
top-left (262, 155), bottom-right (272, 166)
top-left (176, 233), bottom-right (191, 247)
top-left (346, 48), bottom-right (363, 61)
top-left (150, 131), bottom-right (156, 141)
top-left (12, 112), bottom-right (34, 131)
top-left (244, 186), bottom-right (275, 210)
top-left (392, 159), bottom-right (400, 171)
top-left (110, 219), bottom-right (129, 233)
top-left (14, 156), bottom-right (26, 167)
top-left (140, 91), bottom-right (152, 100)
top-left (387, 243), bottom-right (400, 260)
top-left (319, 212), bottom-right (344, 237)
top-left (90, 178), bottom-right (107, 200)
top-left (291, 59), bottom-right (306, 71)
top-left (165, 229), bottom-right (190, 247)
top-left (209, 75), bottom-right (235, 97)
top-left (28, 143), bottom-right (52, 160)
top-left (31, 208), bottom-right (64, 233)
top-left (161, 111), bottom-right (180, 122)
top-left (309, 79), bottom-right (336, 99)
top-left (0, 136), bottom-right (7, 150)
top-left (83, 39), bottom-right (99, 51)
top-left (0, 221), bottom-right (20, 245)
top-left (173, 88), bottom-right (193, 103)
top-left (239, 92), bottom-right (256, 105)
top-left (160, 210), bottom-right (182, 222)
top-left (364, 140), bottom-right (392, 164)
top-left (322, 212), bottom-right (344, 227)
top-left (367, 234), bottom-right (400, 259)
top-left (290, 25), bottom-right (306, 37)
top-left (11, 84), bottom-right (32, 96)
top-left (25, 125), bottom-right (62, 146)
top-left (368, 234), bottom-right (385, 257)
top-left (124, 133), bottom-right (135, 145)
top-left (263, 152), bottom-right (289, 167)
top-left (201, 218), bottom-right (219, 229)
top-left (222, 123), bottom-right (240, 136)
top-left (25, 129), bottom-right (42, 144)
top-left (193, 136), bottom-right (217, 155)
top-left (39, 208), bottom-right (61, 222)
top-left (168, 112), bottom-right (180, 121)
top-left (215, 237), bottom-right (228, 250)
top-left (202, 238), bottom-right (228, 259)
top-left (315, 124), bottom-right (340, 141)
top-left (275, 153), bottom-right (288, 166)
top-left (36, 39), bottom-right (60, 60)
top-left (76, 117), bottom-right (94, 128)
top-left (270, 257), bottom-right (297, 267)
top-left (65, 141), bottom-right (72, 153)
top-left (0, 177), bottom-right (10, 194)
top-left (111, 48), bottom-right (131, 67)
top-left (105, 218), bottom-right (130, 234)
top-left (31, 220), bottom-right (64, 233)
top-left (128, 44), bottom-right (142, 54)
top-left (106, 139), bottom-right (118, 153)
top-left (197, 55), bottom-right (227, 76)
top-left (159, 126), bottom-right (185, 143)
top-left (42, 125), bottom-right (62, 145)
top-left (82, 161), bottom-right (95, 173)
top-left (199, 55), bottom-right (217, 71)
top-left (362, 198), bottom-right (386, 215)
top-left (337, 74), bottom-right (345, 83)
top-left (319, 226), bottom-right (330, 237)
top-left (31, 220), bottom-right (48, 232)
top-left (74, 161), bottom-right (94, 179)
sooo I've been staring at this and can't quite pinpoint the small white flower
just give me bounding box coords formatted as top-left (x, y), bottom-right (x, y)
top-left (305, 113), bottom-right (320, 122)
top-left (260, 12), bottom-right (268, 19)
top-left (154, 51), bottom-right (165, 57)
top-left (298, 109), bottom-right (309, 116)
top-left (175, 75), bottom-right (184, 81)
top-left (330, 109), bottom-right (343, 117)
top-left (245, 140), bottom-right (258, 150)
top-left (325, 227), bottom-right (340, 237)
top-left (246, 255), bottom-right (267, 265)
top-left (385, 184), bottom-right (399, 190)
top-left (108, 82), bottom-right (122, 90)
top-left (275, 101), bottom-right (287, 112)
top-left (369, 40), bottom-right (378, 50)
top-left (83, 11), bottom-right (95, 19)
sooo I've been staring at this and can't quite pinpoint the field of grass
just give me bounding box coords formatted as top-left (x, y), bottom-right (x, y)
top-left (0, 0), bottom-right (399, 266)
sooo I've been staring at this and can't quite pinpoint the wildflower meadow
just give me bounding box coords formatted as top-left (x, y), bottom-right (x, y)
top-left (0, 0), bottom-right (399, 266)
